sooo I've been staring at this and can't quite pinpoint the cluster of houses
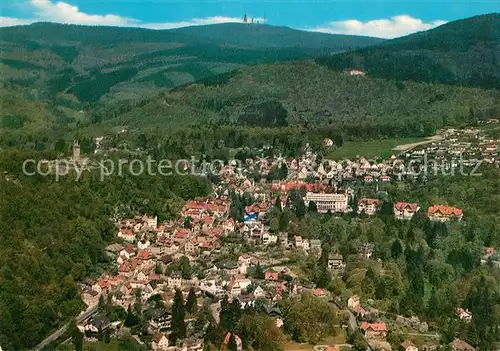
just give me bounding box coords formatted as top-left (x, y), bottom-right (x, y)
top-left (72, 127), bottom-right (500, 350)
top-left (402, 127), bottom-right (500, 168)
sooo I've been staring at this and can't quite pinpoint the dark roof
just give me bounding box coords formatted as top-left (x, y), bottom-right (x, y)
top-left (91, 315), bottom-right (110, 330)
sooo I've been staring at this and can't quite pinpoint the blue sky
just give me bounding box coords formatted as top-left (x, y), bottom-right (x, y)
top-left (1, 0), bottom-right (498, 38)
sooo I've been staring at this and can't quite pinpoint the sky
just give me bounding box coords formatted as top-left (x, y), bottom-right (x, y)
top-left (0, 0), bottom-right (498, 38)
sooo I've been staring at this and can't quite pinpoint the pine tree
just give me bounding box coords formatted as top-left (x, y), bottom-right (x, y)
top-left (391, 239), bottom-right (403, 259)
top-left (275, 195), bottom-right (282, 212)
top-left (124, 305), bottom-right (138, 327)
top-left (98, 294), bottom-right (106, 313)
top-left (69, 319), bottom-right (84, 351)
top-left (186, 287), bottom-right (197, 314)
top-left (254, 262), bottom-right (264, 279)
top-left (427, 287), bottom-right (439, 321)
top-left (296, 199), bottom-right (306, 219)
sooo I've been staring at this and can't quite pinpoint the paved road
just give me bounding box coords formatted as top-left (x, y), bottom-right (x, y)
top-left (33, 304), bottom-right (98, 351)
top-left (346, 310), bottom-right (358, 332)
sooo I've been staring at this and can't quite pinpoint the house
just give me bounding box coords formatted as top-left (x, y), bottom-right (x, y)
top-left (167, 272), bottom-right (182, 288)
top-left (359, 243), bottom-right (375, 259)
top-left (394, 202), bottom-right (420, 220)
top-left (262, 233), bottom-right (278, 245)
top-left (228, 276), bottom-right (252, 296)
top-left (401, 340), bottom-right (418, 351)
top-left (347, 69), bottom-right (366, 76)
top-left (364, 175), bottom-right (374, 183)
top-left (310, 239), bottom-right (322, 251)
top-left (449, 339), bottom-right (475, 351)
top-left (360, 321), bottom-right (388, 340)
top-left (222, 332), bottom-right (243, 351)
top-left (265, 271), bottom-right (279, 281)
top-left (295, 236), bottom-right (303, 248)
top-left (302, 239), bottom-right (310, 251)
top-left (182, 338), bottom-right (204, 351)
top-left (184, 240), bottom-right (198, 255)
top-left (328, 253), bottom-right (345, 272)
top-left (253, 286), bottom-right (265, 298)
top-left (313, 288), bottom-right (326, 297)
top-left (428, 205), bottom-right (463, 222)
top-left (149, 308), bottom-right (172, 331)
top-left (323, 138), bottom-right (334, 147)
top-left (85, 315), bottom-right (110, 334)
top-left (144, 215), bottom-right (158, 230)
top-left (348, 295), bottom-right (360, 309)
top-left (380, 175), bottom-right (391, 182)
top-left (279, 233), bottom-right (289, 248)
top-left (358, 198), bottom-right (381, 216)
top-left (137, 239), bottom-right (150, 250)
top-left (151, 333), bottom-right (169, 351)
top-left (238, 254), bottom-right (253, 266)
top-left (456, 308), bottom-right (473, 323)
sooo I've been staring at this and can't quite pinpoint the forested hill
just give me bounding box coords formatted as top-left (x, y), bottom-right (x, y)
top-left (87, 61), bottom-right (500, 142)
top-left (169, 23), bottom-right (384, 49)
top-left (0, 22), bottom-right (383, 105)
top-left (316, 13), bottom-right (500, 89)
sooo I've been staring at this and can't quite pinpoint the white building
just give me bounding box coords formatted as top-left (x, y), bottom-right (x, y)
top-left (304, 192), bottom-right (351, 213)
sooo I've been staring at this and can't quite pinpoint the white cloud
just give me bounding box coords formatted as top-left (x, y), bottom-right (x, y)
top-left (0, 16), bottom-right (34, 27)
top-left (0, 0), bottom-right (264, 28)
top-left (310, 15), bottom-right (447, 39)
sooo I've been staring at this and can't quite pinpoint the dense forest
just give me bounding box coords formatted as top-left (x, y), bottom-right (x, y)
top-left (0, 22), bottom-right (382, 106)
top-left (316, 13), bottom-right (500, 89)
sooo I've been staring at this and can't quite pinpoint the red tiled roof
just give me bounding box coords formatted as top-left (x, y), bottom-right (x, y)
top-left (265, 271), bottom-right (279, 280)
top-left (359, 198), bottom-right (381, 206)
top-left (313, 288), bottom-right (325, 296)
top-left (394, 202), bottom-right (419, 212)
top-left (136, 250), bottom-right (150, 260)
top-left (360, 322), bottom-right (387, 332)
top-left (450, 339), bottom-right (474, 350)
top-left (401, 340), bottom-right (415, 349)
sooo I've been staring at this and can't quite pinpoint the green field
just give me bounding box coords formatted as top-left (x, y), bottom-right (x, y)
top-left (325, 137), bottom-right (425, 160)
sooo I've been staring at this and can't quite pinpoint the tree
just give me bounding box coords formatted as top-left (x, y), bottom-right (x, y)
top-left (124, 305), bottom-right (138, 327)
top-left (296, 199), bottom-right (307, 219)
top-left (186, 287), bottom-right (197, 314)
top-left (427, 287), bottom-right (439, 321)
top-left (155, 262), bottom-right (163, 275)
top-left (98, 294), bottom-right (106, 313)
top-left (69, 319), bottom-right (83, 351)
top-left (391, 239), bottom-right (403, 259)
top-left (254, 262), bottom-right (265, 279)
top-left (275, 195), bottom-right (282, 212)
top-left (171, 289), bottom-right (186, 342)
top-left (278, 163), bottom-right (288, 180)
top-left (179, 256), bottom-right (191, 279)
top-left (278, 210), bottom-right (289, 231)
top-left (184, 216), bottom-right (192, 228)
top-left (284, 293), bottom-right (338, 343)
top-left (54, 138), bottom-right (66, 153)
top-left (270, 218), bottom-right (279, 233)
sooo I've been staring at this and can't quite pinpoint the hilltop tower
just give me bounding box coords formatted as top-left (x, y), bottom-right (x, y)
top-left (73, 140), bottom-right (81, 160)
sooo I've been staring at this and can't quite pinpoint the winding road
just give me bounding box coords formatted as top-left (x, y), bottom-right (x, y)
top-left (33, 304), bottom-right (98, 351)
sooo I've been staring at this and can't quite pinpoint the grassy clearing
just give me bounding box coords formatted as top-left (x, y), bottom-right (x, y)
top-left (325, 137), bottom-right (425, 160)
top-left (282, 328), bottom-right (347, 351)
